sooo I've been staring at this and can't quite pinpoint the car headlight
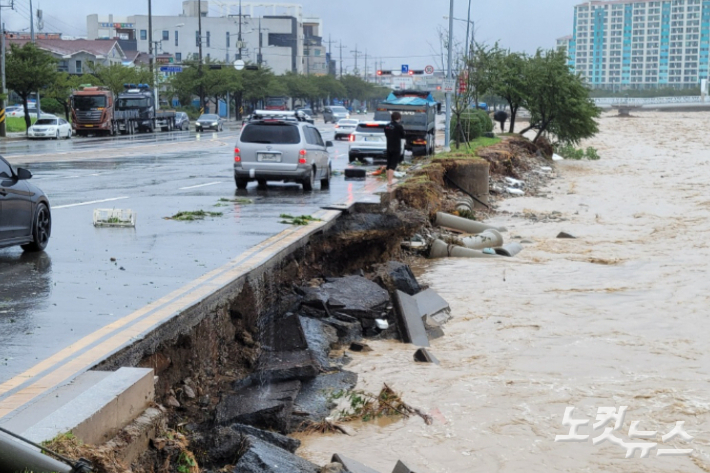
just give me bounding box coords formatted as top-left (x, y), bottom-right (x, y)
top-left (212, 122), bottom-right (218, 126)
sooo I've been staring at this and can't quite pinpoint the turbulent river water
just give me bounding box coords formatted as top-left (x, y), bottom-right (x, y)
top-left (295, 112), bottom-right (710, 472)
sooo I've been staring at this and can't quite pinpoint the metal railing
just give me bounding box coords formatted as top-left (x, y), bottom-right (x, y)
top-left (593, 96), bottom-right (703, 106)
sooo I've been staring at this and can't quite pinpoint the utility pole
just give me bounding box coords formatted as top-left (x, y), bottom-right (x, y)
top-left (323, 34), bottom-right (336, 76)
top-left (29, 0), bottom-right (40, 121)
top-left (237, 0), bottom-right (242, 59)
top-left (445, 0), bottom-right (454, 151)
top-left (350, 44), bottom-right (361, 77)
top-left (257, 16), bottom-right (263, 65)
top-left (338, 42), bottom-right (347, 78)
top-left (0, 2), bottom-right (7, 138)
top-left (198, 0), bottom-right (204, 113)
top-left (364, 50), bottom-right (367, 82)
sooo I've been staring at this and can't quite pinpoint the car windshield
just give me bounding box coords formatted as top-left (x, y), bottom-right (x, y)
top-left (199, 114), bottom-right (219, 121)
top-left (117, 97), bottom-right (151, 109)
top-left (339, 119), bottom-right (358, 125)
top-left (35, 119), bottom-right (58, 125)
top-left (240, 123), bottom-right (300, 144)
top-left (331, 107), bottom-right (347, 113)
top-left (74, 95), bottom-right (107, 110)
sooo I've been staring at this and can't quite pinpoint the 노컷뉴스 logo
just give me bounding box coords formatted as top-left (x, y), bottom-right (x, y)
top-left (555, 406), bottom-right (693, 458)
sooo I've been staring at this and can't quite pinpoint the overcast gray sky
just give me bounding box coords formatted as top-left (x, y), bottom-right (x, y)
top-left (5, 0), bottom-right (576, 70)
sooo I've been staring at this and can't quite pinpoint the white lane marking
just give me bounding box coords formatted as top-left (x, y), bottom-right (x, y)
top-left (179, 181), bottom-right (222, 190)
top-left (53, 196), bottom-right (129, 209)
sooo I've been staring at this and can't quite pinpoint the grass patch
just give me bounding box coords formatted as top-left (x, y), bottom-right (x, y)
top-left (6, 116), bottom-right (37, 133)
top-left (166, 210), bottom-right (223, 221)
top-left (279, 213), bottom-right (322, 225)
top-left (434, 136), bottom-right (501, 160)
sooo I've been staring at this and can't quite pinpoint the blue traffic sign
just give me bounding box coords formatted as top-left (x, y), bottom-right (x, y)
top-left (401, 64), bottom-right (409, 74)
top-left (159, 66), bottom-right (183, 73)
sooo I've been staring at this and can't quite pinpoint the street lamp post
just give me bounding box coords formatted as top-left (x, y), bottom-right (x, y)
top-left (445, 0), bottom-right (454, 151)
top-left (443, 15), bottom-right (475, 55)
top-left (198, 0), bottom-right (204, 113)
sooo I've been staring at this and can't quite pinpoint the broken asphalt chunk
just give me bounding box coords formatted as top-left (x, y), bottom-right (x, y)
top-left (413, 288), bottom-right (450, 319)
top-left (229, 423), bottom-right (301, 453)
top-left (349, 341), bottom-right (373, 352)
top-left (331, 453), bottom-right (382, 473)
top-left (321, 276), bottom-right (390, 319)
top-left (216, 380), bottom-right (301, 433)
top-left (413, 348), bottom-right (440, 365)
top-left (386, 261), bottom-right (422, 295)
top-left (234, 434), bottom-right (321, 473)
top-left (557, 231), bottom-right (576, 239)
top-left (393, 290), bottom-right (430, 347)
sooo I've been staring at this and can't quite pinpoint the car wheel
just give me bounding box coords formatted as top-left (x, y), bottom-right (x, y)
top-left (348, 154), bottom-right (356, 163)
top-left (21, 203), bottom-right (51, 252)
top-left (302, 167), bottom-right (315, 191)
top-left (67, 129), bottom-right (72, 139)
top-left (55, 130), bottom-right (60, 140)
top-left (235, 178), bottom-right (248, 189)
top-left (257, 179), bottom-right (267, 188)
top-left (320, 164), bottom-right (331, 189)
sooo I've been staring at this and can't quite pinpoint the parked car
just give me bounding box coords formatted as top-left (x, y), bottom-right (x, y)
top-left (334, 119), bottom-right (359, 140)
top-left (7, 107), bottom-right (54, 119)
top-left (234, 118), bottom-right (333, 191)
top-left (27, 118), bottom-right (72, 140)
top-left (195, 114), bottom-right (224, 132)
top-left (174, 112), bottom-right (190, 131)
top-left (348, 121), bottom-right (389, 163)
top-left (296, 108), bottom-right (315, 118)
top-left (0, 156), bottom-right (51, 252)
top-left (323, 106), bottom-right (349, 123)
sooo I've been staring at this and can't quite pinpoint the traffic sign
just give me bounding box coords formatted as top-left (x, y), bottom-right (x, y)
top-left (159, 66), bottom-right (182, 73)
top-left (442, 79), bottom-right (456, 93)
top-left (424, 65), bottom-right (434, 75)
top-left (401, 64), bottom-right (409, 74)
top-left (234, 59), bottom-right (245, 71)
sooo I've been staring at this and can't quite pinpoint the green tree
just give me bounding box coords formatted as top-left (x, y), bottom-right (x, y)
top-left (490, 51), bottom-right (527, 133)
top-left (6, 43), bottom-right (58, 130)
top-left (464, 42), bottom-right (498, 109)
top-left (519, 49), bottom-right (600, 144)
top-left (87, 62), bottom-right (152, 98)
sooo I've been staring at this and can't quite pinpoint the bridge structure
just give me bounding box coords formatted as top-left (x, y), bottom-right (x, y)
top-left (593, 96), bottom-right (708, 112)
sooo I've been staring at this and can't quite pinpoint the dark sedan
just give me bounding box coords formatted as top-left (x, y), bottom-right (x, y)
top-left (0, 156), bottom-right (51, 252)
top-left (195, 114), bottom-right (224, 132)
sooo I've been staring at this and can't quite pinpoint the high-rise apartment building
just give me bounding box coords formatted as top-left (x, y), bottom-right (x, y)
top-left (564, 0), bottom-right (709, 89)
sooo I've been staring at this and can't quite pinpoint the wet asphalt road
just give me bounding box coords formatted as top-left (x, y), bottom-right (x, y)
top-left (0, 119), bottom-right (384, 382)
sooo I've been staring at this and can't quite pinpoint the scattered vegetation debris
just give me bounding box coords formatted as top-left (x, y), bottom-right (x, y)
top-left (41, 432), bottom-right (127, 473)
top-left (165, 210), bottom-right (223, 221)
top-left (555, 144), bottom-right (600, 160)
top-left (218, 197), bottom-right (254, 204)
top-left (329, 383), bottom-right (432, 425)
top-left (279, 214), bottom-right (322, 226)
top-left (299, 419), bottom-right (352, 435)
top-left (93, 209), bottom-right (136, 227)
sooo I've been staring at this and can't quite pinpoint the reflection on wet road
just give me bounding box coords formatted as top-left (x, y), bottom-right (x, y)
top-left (0, 121), bottom-right (383, 382)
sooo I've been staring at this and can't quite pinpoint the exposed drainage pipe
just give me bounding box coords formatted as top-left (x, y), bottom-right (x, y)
top-left (454, 196), bottom-right (474, 214)
top-left (0, 427), bottom-right (91, 473)
top-left (435, 212), bottom-right (507, 234)
top-left (444, 175), bottom-right (490, 209)
top-left (494, 242), bottom-right (523, 257)
top-left (461, 229), bottom-right (504, 250)
top-left (429, 239), bottom-right (502, 259)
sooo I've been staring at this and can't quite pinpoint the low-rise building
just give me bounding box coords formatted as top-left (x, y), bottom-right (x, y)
top-left (6, 38), bottom-right (126, 74)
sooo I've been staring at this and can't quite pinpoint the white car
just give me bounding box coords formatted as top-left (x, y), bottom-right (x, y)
top-left (348, 121), bottom-right (389, 163)
top-left (28, 117), bottom-right (72, 140)
top-left (8, 107), bottom-right (55, 119)
top-left (334, 119), bottom-right (359, 140)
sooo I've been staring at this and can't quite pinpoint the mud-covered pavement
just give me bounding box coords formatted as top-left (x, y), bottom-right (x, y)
top-left (0, 122), bottom-right (384, 383)
top-left (297, 111), bottom-right (710, 472)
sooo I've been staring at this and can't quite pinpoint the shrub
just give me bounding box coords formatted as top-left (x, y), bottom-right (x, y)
top-left (555, 144), bottom-right (600, 160)
top-left (452, 109), bottom-right (492, 143)
top-left (40, 98), bottom-right (65, 115)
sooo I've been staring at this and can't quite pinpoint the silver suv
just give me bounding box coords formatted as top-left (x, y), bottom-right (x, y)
top-left (234, 119), bottom-right (333, 190)
top-left (323, 106), bottom-right (349, 123)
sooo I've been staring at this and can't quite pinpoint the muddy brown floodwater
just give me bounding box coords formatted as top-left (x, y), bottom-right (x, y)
top-left (294, 111), bottom-right (710, 472)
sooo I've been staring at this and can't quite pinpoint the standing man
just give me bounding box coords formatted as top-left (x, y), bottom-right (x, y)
top-left (494, 110), bottom-right (509, 132)
top-left (384, 111), bottom-right (406, 187)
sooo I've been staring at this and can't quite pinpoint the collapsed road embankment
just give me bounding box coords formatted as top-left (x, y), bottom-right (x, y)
top-left (3, 134), bottom-right (558, 473)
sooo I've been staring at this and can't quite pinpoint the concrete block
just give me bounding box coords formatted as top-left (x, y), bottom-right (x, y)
top-left (557, 231), bottom-right (576, 239)
top-left (413, 289), bottom-right (450, 319)
top-left (22, 367), bottom-right (154, 445)
top-left (413, 348), bottom-right (440, 365)
top-left (392, 460), bottom-right (420, 473)
top-left (393, 290), bottom-right (429, 347)
top-left (331, 453), bottom-right (382, 473)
